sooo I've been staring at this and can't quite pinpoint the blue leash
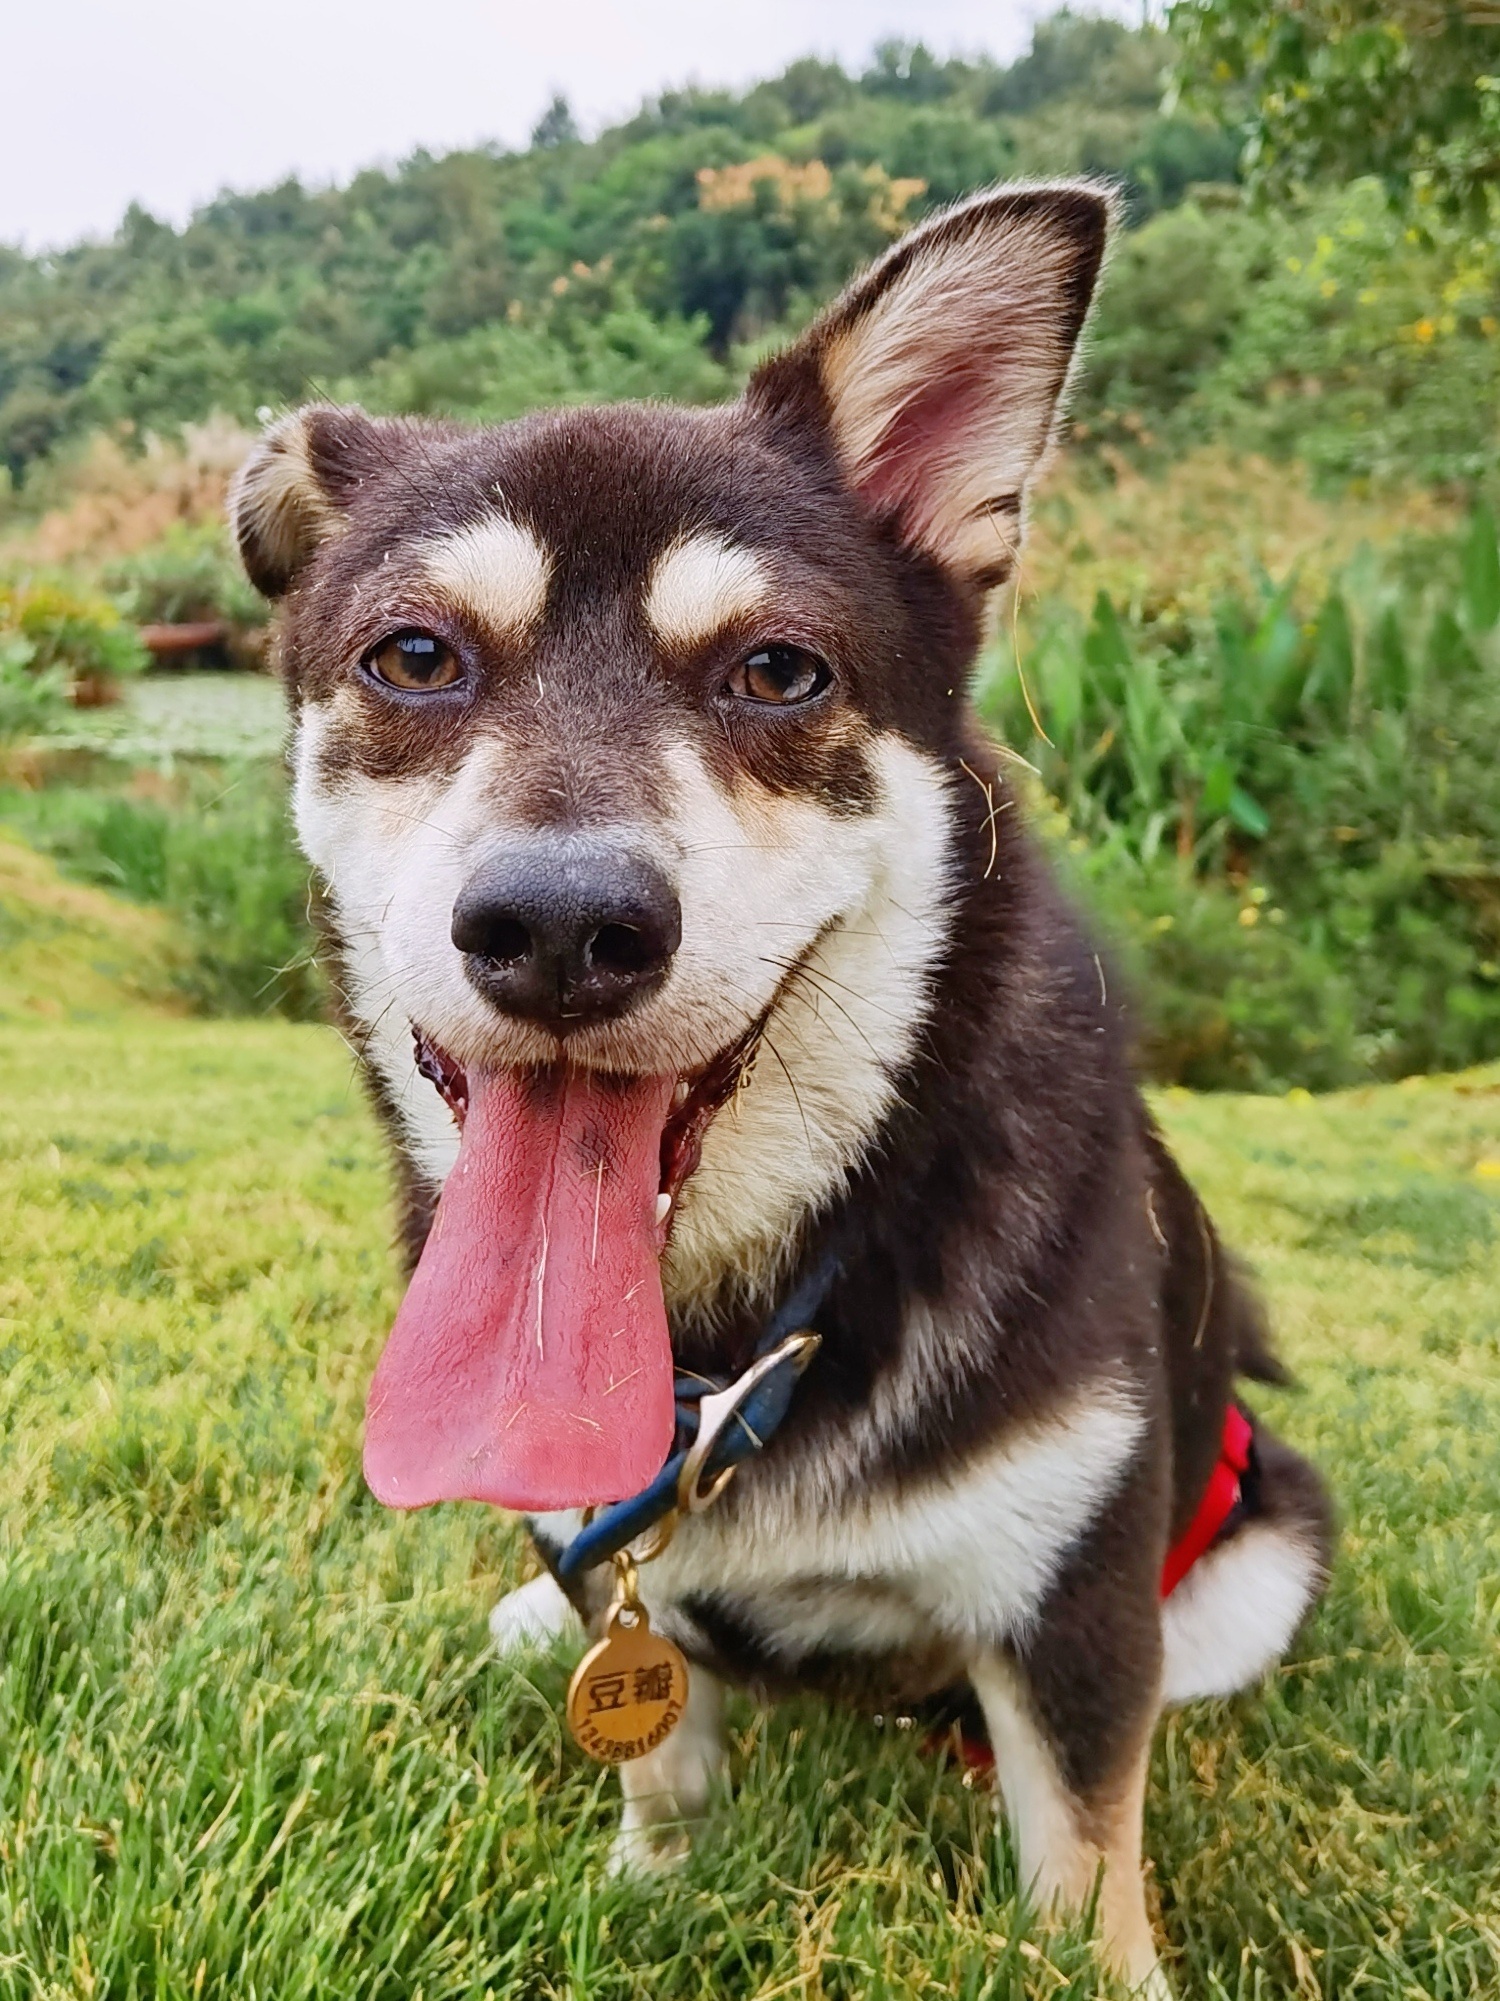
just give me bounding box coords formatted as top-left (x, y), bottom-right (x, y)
top-left (555, 1248), bottom-right (838, 1581)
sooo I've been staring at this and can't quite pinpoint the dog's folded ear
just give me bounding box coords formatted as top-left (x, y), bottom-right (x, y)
top-left (747, 181), bottom-right (1116, 592)
top-left (230, 403), bottom-right (398, 598)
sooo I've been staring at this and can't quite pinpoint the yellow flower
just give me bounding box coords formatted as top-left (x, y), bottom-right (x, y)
top-left (1238, 905), bottom-right (1260, 928)
top-left (696, 156), bottom-right (833, 214)
top-left (1475, 1159), bottom-right (1500, 1180)
top-left (1285, 256), bottom-right (1303, 274)
top-left (1286, 1086), bottom-right (1314, 1105)
top-left (1320, 279), bottom-right (1338, 299)
top-left (1412, 317), bottom-right (1437, 343)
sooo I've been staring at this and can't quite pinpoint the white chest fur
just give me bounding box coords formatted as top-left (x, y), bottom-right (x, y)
top-left (535, 1377), bottom-right (1145, 1668)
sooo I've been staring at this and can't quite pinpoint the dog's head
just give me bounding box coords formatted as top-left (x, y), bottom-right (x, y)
top-left (233, 182), bottom-right (1111, 1516)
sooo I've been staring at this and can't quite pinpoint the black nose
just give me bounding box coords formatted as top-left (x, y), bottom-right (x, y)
top-left (452, 841), bottom-right (682, 1029)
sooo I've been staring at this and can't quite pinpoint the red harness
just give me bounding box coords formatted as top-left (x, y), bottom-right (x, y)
top-left (1160, 1402), bottom-right (1254, 1599)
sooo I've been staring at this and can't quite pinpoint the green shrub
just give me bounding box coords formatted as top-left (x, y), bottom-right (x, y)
top-left (1068, 839), bottom-right (1363, 1091)
top-left (1078, 182), bottom-right (1500, 489)
top-left (1192, 185), bottom-right (1500, 490)
top-left (0, 636), bottom-right (70, 743)
top-left (0, 768), bottom-right (321, 1020)
top-left (0, 784), bottom-right (170, 901)
top-left (101, 523), bottom-right (268, 631)
top-left (984, 505), bottom-right (1500, 1086)
top-left (0, 581), bottom-right (149, 686)
top-left (163, 772), bottom-right (321, 1019)
top-left (1076, 198), bottom-right (1250, 437)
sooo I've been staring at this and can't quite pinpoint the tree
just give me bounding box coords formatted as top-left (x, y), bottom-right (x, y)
top-left (862, 41), bottom-right (958, 104)
top-left (531, 93), bottom-right (580, 150)
top-left (983, 9), bottom-right (1141, 114)
top-left (1171, 1), bottom-right (1500, 233)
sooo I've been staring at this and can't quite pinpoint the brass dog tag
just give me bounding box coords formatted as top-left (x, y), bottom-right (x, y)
top-left (567, 1599), bottom-right (689, 1764)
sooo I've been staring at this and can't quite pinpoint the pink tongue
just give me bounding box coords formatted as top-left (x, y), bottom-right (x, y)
top-left (364, 1067), bottom-right (678, 1512)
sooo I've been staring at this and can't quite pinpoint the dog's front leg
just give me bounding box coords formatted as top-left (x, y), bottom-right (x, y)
top-left (970, 1650), bottom-right (1168, 1999)
top-left (489, 1570), bottom-right (581, 1654)
top-left (609, 1665), bottom-right (726, 1876)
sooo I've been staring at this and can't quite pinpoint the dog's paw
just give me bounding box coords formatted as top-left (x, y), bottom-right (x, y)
top-left (606, 1822), bottom-right (692, 1879)
top-left (489, 1573), bottom-right (580, 1656)
top-left (1134, 1966), bottom-right (1173, 2001)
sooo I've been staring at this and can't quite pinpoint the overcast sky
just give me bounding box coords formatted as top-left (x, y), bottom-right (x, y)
top-left (8, 0), bottom-right (1139, 251)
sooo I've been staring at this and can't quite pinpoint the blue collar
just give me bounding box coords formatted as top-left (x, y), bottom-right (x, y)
top-left (554, 1248), bottom-right (839, 1581)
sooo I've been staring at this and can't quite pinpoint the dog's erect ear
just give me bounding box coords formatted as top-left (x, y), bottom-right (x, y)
top-left (230, 403), bottom-right (396, 599)
top-left (747, 182), bottom-right (1114, 590)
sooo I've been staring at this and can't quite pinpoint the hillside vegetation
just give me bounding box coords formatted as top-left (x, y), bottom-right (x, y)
top-left (2, 12), bottom-right (1495, 495)
top-left (0, 17), bottom-right (1233, 481)
top-left (1, 8), bottom-right (1499, 1092)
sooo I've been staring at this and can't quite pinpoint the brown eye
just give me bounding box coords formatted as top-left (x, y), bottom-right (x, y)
top-left (727, 646), bottom-right (830, 706)
top-left (364, 630), bottom-right (461, 691)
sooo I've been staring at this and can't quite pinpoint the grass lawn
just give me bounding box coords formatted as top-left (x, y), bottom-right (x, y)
top-left (2, 851), bottom-right (1498, 2000)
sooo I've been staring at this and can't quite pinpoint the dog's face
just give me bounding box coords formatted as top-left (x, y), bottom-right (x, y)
top-left (233, 183), bottom-right (1109, 1515)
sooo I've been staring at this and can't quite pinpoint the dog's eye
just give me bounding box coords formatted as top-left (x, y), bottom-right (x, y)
top-left (727, 646), bottom-right (830, 706)
top-left (364, 630), bottom-right (461, 692)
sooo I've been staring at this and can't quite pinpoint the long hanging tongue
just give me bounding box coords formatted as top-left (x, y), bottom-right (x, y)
top-left (364, 1067), bottom-right (678, 1513)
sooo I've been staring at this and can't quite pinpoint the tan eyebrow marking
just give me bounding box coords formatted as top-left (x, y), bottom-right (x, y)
top-left (418, 514), bottom-right (552, 638)
top-left (644, 532), bottom-right (771, 648)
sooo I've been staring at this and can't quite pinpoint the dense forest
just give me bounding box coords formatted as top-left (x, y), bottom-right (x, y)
top-left (2, 9), bottom-right (1494, 495)
top-left (3, 3), bottom-right (1499, 1093)
top-left (0, 16), bottom-right (1230, 477)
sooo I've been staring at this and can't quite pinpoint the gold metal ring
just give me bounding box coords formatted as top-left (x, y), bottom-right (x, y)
top-left (626, 1513), bottom-right (679, 1564)
top-left (675, 1331), bottom-right (820, 1515)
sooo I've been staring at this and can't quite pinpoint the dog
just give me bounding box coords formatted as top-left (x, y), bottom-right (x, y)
top-left (231, 180), bottom-right (1333, 1994)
